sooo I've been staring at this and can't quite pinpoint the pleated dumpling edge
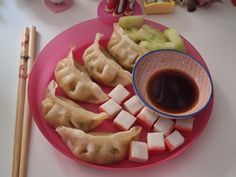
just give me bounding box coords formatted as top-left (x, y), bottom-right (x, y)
top-left (83, 33), bottom-right (132, 87)
top-left (54, 48), bottom-right (109, 104)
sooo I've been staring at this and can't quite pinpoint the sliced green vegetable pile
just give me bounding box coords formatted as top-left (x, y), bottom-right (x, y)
top-left (118, 16), bottom-right (186, 52)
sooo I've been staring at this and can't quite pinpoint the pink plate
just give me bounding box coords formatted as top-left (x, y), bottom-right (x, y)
top-left (28, 17), bottom-right (214, 169)
top-left (43, 0), bottom-right (74, 13)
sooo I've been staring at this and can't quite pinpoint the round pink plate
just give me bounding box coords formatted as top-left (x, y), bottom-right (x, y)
top-left (28, 17), bottom-right (214, 169)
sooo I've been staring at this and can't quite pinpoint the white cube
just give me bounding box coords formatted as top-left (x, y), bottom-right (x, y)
top-left (147, 132), bottom-right (165, 153)
top-left (175, 117), bottom-right (194, 136)
top-left (137, 107), bottom-right (159, 130)
top-left (113, 110), bottom-right (136, 130)
top-left (165, 130), bottom-right (185, 151)
top-left (99, 99), bottom-right (122, 118)
top-left (129, 141), bottom-right (148, 163)
top-left (153, 117), bottom-right (175, 137)
top-left (123, 95), bottom-right (144, 115)
top-left (108, 84), bottom-right (130, 104)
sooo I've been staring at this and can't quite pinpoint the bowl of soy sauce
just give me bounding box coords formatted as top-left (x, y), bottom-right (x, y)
top-left (132, 50), bottom-right (213, 119)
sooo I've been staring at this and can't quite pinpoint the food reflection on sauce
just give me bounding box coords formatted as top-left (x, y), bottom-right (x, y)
top-left (147, 69), bottom-right (199, 114)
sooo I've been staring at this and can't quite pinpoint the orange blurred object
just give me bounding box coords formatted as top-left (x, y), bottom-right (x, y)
top-left (143, 0), bottom-right (175, 14)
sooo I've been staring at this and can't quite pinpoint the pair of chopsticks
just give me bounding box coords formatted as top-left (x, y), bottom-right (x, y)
top-left (12, 26), bottom-right (37, 177)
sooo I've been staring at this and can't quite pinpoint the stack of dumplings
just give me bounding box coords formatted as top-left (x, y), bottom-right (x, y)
top-left (55, 48), bottom-right (108, 104)
top-left (41, 23), bottom-right (146, 165)
top-left (83, 33), bottom-right (132, 86)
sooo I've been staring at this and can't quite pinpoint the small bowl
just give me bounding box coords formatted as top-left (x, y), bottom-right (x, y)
top-left (132, 50), bottom-right (213, 119)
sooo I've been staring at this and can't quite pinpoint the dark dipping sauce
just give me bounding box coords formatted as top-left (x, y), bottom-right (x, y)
top-left (147, 69), bottom-right (199, 114)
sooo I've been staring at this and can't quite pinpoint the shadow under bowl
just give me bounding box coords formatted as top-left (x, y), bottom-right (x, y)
top-left (132, 49), bottom-right (213, 119)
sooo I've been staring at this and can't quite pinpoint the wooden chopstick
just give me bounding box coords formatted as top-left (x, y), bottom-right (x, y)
top-left (12, 27), bottom-right (30, 177)
top-left (18, 26), bottom-right (37, 177)
top-left (12, 26), bottom-right (37, 177)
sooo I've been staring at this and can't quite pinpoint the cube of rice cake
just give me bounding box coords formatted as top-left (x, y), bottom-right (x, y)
top-left (108, 84), bottom-right (130, 104)
top-left (99, 99), bottom-right (122, 118)
top-left (147, 132), bottom-right (165, 153)
top-left (153, 117), bottom-right (175, 136)
top-left (175, 117), bottom-right (194, 136)
top-left (129, 141), bottom-right (148, 163)
top-left (113, 110), bottom-right (136, 130)
top-left (165, 130), bottom-right (185, 151)
top-left (123, 95), bottom-right (144, 115)
top-left (137, 107), bottom-right (159, 130)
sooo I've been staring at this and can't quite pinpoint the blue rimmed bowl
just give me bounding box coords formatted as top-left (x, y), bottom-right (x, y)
top-left (132, 50), bottom-right (213, 119)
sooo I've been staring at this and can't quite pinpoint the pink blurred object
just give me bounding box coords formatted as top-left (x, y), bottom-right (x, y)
top-left (44, 0), bottom-right (73, 13)
top-left (114, 0), bottom-right (127, 15)
top-left (105, 0), bottom-right (118, 12)
top-left (98, 0), bottom-right (143, 17)
top-left (232, 0), bottom-right (236, 6)
top-left (125, 0), bottom-right (136, 15)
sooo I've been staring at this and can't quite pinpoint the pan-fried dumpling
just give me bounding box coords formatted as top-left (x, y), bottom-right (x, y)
top-left (42, 81), bottom-right (109, 132)
top-left (56, 126), bottom-right (142, 165)
top-left (55, 48), bottom-right (108, 104)
top-left (83, 33), bottom-right (132, 87)
top-left (107, 24), bottom-right (145, 70)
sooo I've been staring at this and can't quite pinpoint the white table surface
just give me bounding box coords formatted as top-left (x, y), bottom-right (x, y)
top-left (1, 0), bottom-right (236, 177)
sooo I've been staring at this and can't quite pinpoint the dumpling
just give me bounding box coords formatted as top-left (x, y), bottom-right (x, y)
top-left (55, 48), bottom-right (108, 104)
top-left (56, 126), bottom-right (142, 165)
top-left (83, 33), bottom-right (132, 87)
top-left (107, 24), bottom-right (145, 70)
top-left (42, 80), bottom-right (109, 132)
